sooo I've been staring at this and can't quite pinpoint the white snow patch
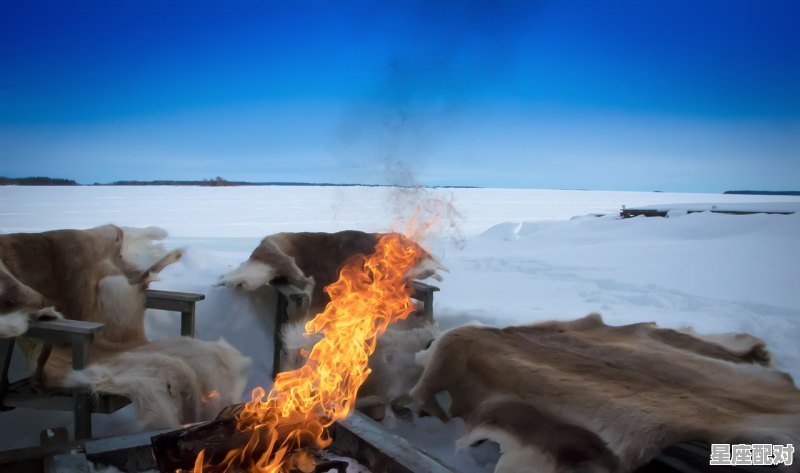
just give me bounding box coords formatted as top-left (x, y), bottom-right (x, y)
top-left (1, 185), bottom-right (798, 473)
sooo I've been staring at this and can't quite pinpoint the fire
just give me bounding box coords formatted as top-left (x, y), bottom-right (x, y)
top-left (192, 231), bottom-right (426, 472)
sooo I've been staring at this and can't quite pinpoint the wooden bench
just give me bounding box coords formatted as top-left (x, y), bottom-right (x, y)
top-left (270, 280), bottom-right (440, 378)
top-left (0, 289), bottom-right (205, 440)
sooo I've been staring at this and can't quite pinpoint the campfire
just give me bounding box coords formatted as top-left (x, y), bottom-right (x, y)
top-left (157, 231), bottom-right (428, 472)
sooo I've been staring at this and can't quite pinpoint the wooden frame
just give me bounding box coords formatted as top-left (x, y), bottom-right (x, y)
top-left (0, 290), bottom-right (205, 440)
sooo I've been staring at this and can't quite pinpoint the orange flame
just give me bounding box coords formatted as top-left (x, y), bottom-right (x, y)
top-left (193, 231), bottom-right (426, 472)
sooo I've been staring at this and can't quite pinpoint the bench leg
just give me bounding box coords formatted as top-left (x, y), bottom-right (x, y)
top-left (180, 305), bottom-right (196, 338)
top-left (272, 291), bottom-right (289, 380)
top-left (271, 289), bottom-right (310, 379)
top-left (0, 338), bottom-right (15, 410)
top-left (421, 290), bottom-right (434, 322)
top-left (71, 334), bottom-right (92, 439)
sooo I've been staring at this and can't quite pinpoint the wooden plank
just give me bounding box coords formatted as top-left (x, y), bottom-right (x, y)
top-left (145, 290), bottom-right (201, 337)
top-left (411, 282), bottom-right (439, 322)
top-left (0, 440), bottom-right (83, 468)
top-left (25, 321), bottom-right (102, 341)
top-left (0, 428), bottom-right (174, 472)
top-left (0, 338), bottom-right (15, 410)
top-left (3, 379), bottom-right (130, 413)
top-left (272, 286), bottom-right (291, 379)
top-left (4, 391), bottom-right (75, 411)
top-left (180, 310), bottom-right (195, 338)
top-left (145, 298), bottom-right (192, 312)
top-left (332, 411), bottom-right (455, 473)
top-left (85, 427), bottom-right (172, 456)
top-left (4, 379), bottom-right (129, 413)
top-left (48, 453), bottom-right (90, 473)
top-left (412, 281), bottom-right (440, 294)
top-left (144, 289), bottom-right (205, 303)
top-left (85, 428), bottom-right (174, 472)
top-left (70, 333), bottom-right (91, 439)
top-left (270, 283), bottom-right (310, 378)
top-left (145, 290), bottom-right (204, 313)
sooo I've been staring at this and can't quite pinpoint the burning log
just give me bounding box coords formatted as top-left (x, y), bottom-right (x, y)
top-left (151, 404), bottom-right (330, 472)
top-left (151, 403), bottom-right (245, 472)
top-left (151, 407), bottom-right (454, 473)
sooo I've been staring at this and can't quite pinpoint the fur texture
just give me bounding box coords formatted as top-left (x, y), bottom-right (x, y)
top-left (0, 225), bottom-right (181, 346)
top-left (411, 314), bottom-right (800, 472)
top-left (64, 337), bottom-right (250, 428)
top-left (217, 230), bottom-right (447, 322)
top-left (0, 225), bottom-right (250, 429)
top-left (0, 259), bottom-right (64, 338)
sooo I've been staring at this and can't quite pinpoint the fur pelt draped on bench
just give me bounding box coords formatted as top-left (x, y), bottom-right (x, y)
top-left (411, 314), bottom-right (800, 473)
top-left (0, 225), bottom-right (250, 429)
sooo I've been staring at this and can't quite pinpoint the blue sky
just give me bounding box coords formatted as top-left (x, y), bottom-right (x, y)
top-left (1, 1), bottom-right (798, 192)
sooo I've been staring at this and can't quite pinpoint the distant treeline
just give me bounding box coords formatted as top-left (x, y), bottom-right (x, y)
top-left (0, 176), bottom-right (79, 186)
top-left (110, 177), bottom-right (248, 186)
top-left (1, 176), bottom-right (477, 189)
top-left (724, 190), bottom-right (800, 196)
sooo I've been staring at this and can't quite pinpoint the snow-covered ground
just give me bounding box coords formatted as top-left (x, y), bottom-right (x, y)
top-left (1, 186), bottom-right (799, 470)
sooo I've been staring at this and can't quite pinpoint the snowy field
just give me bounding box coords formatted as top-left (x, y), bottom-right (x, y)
top-left (1, 185), bottom-right (799, 470)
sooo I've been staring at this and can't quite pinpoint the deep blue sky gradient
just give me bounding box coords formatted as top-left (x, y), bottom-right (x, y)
top-left (2, 1), bottom-right (798, 191)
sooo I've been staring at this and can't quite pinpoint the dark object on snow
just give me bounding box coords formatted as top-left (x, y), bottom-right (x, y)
top-left (620, 207), bottom-right (794, 218)
top-left (724, 191), bottom-right (800, 197)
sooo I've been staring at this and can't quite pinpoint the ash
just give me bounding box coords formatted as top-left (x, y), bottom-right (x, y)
top-left (317, 452), bottom-right (373, 473)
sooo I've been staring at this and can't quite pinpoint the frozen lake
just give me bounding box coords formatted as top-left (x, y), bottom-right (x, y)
top-left (1, 185), bottom-right (798, 468)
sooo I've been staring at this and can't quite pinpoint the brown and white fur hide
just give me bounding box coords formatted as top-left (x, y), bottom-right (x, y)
top-left (216, 230), bottom-right (446, 322)
top-left (411, 314), bottom-right (800, 473)
top-left (457, 396), bottom-right (619, 473)
top-left (0, 225), bottom-right (250, 428)
top-left (0, 260), bottom-right (62, 338)
top-left (0, 225), bottom-right (180, 345)
top-left (64, 337), bottom-right (250, 428)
